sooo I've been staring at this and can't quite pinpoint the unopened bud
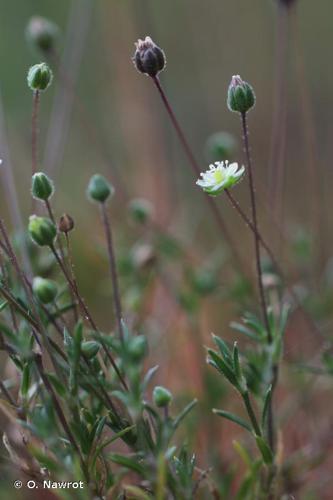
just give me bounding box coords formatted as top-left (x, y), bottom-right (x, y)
top-left (87, 174), bottom-right (114, 203)
top-left (31, 172), bottom-right (54, 201)
top-left (128, 335), bottom-right (148, 362)
top-left (59, 214), bottom-right (74, 234)
top-left (227, 75), bottom-right (255, 114)
top-left (28, 215), bottom-right (57, 247)
top-left (26, 16), bottom-right (59, 54)
top-left (153, 386), bottom-right (172, 408)
top-left (33, 277), bottom-right (58, 304)
top-left (81, 341), bottom-right (100, 359)
top-left (133, 36), bottom-right (166, 77)
top-left (27, 62), bottom-right (53, 92)
top-left (128, 198), bottom-right (153, 224)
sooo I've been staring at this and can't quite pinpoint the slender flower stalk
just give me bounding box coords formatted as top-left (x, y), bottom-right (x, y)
top-left (132, 38), bottom-right (245, 272)
top-left (27, 63), bottom-right (53, 175)
top-left (100, 202), bottom-right (124, 343)
top-left (49, 243), bottom-right (127, 390)
top-left (240, 112), bottom-right (271, 342)
top-left (31, 90), bottom-right (40, 175)
top-left (151, 75), bottom-right (245, 274)
top-left (87, 175), bottom-right (125, 343)
top-left (63, 230), bottom-right (79, 322)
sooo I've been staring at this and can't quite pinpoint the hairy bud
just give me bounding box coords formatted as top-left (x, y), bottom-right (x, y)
top-left (227, 75), bottom-right (255, 114)
top-left (28, 215), bottom-right (57, 247)
top-left (31, 172), bottom-right (54, 201)
top-left (153, 386), bottom-right (173, 408)
top-left (87, 174), bottom-right (114, 203)
top-left (33, 277), bottom-right (58, 304)
top-left (27, 62), bottom-right (53, 92)
top-left (133, 36), bottom-right (166, 77)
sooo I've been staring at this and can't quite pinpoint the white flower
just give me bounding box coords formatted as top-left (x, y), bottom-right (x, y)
top-left (196, 161), bottom-right (245, 195)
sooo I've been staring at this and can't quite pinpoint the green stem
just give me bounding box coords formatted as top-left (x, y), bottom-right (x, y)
top-left (100, 202), bottom-right (124, 342)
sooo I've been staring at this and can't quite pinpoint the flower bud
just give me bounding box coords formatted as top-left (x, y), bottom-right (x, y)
top-left (133, 36), bottom-right (166, 77)
top-left (87, 174), bottom-right (114, 203)
top-left (27, 62), bottom-right (53, 92)
top-left (31, 172), bottom-right (54, 201)
top-left (26, 16), bottom-right (59, 54)
top-left (205, 132), bottom-right (237, 162)
top-left (58, 214), bottom-right (74, 234)
top-left (127, 335), bottom-right (148, 362)
top-left (28, 215), bottom-right (57, 247)
top-left (227, 75), bottom-right (255, 114)
top-left (33, 277), bottom-right (58, 304)
top-left (128, 198), bottom-right (153, 225)
top-left (153, 386), bottom-right (173, 408)
top-left (81, 341), bottom-right (100, 359)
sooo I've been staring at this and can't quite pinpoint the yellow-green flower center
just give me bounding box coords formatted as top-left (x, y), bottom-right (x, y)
top-left (213, 169), bottom-right (225, 183)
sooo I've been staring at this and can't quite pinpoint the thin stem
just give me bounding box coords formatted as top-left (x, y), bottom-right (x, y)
top-left (242, 391), bottom-right (261, 437)
top-left (240, 113), bottom-right (271, 342)
top-left (241, 112), bottom-right (276, 453)
top-left (225, 189), bottom-right (320, 339)
top-left (100, 203), bottom-right (124, 342)
top-left (50, 244), bottom-right (128, 390)
top-left (32, 90), bottom-right (40, 175)
top-left (151, 75), bottom-right (246, 276)
top-left (45, 199), bottom-right (78, 321)
top-left (45, 200), bottom-right (66, 260)
top-left (64, 232), bottom-right (79, 321)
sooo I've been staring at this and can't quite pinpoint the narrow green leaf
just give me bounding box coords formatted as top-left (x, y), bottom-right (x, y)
top-left (208, 350), bottom-right (238, 387)
top-left (255, 436), bottom-right (273, 465)
top-left (173, 399), bottom-right (198, 430)
top-left (233, 342), bottom-right (242, 381)
top-left (213, 409), bottom-right (252, 432)
top-left (213, 336), bottom-right (233, 366)
top-left (0, 300), bottom-right (8, 312)
top-left (109, 453), bottom-right (146, 476)
top-left (230, 321), bottom-right (262, 342)
top-left (20, 363), bottom-right (30, 397)
top-left (261, 385), bottom-right (272, 430)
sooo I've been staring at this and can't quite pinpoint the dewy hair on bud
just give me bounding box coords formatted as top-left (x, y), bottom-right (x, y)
top-left (227, 75), bottom-right (256, 114)
top-left (133, 36), bottom-right (166, 77)
top-left (31, 172), bottom-right (54, 201)
top-left (27, 62), bottom-right (53, 92)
